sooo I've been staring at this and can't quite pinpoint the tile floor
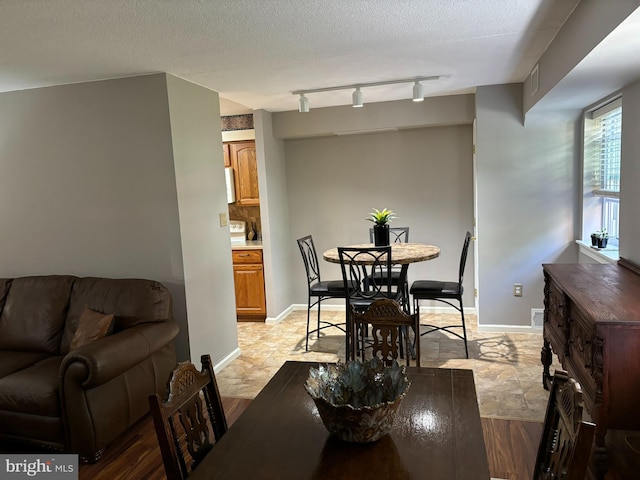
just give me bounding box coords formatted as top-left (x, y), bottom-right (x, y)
top-left (216, 310), bottom-right (551, 422)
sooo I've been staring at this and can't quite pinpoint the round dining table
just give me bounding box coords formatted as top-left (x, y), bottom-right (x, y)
top-left (323, 243), bottom-right (440, 359)
top-left (322, 242), bottom-right (440, 265)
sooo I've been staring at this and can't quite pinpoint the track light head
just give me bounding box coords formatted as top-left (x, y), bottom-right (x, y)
top-left (352, 87), bottom-right (363, 108)
top-left (412, 81), bottom-right (424, 102)
top-left (298, 94), bottom-right (309, 113)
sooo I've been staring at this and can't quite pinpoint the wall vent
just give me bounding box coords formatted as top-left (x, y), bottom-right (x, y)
top-left (531, 308), bottom-right (544, 329)
top-left (530, 64), bottom-right (540, 96)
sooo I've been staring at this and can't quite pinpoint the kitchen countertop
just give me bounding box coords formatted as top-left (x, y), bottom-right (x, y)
top-left (231, 240), bottom-right (263, 250)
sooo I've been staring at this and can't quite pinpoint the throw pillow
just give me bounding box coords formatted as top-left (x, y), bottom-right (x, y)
top-left (70, 308), bottom-right (115, 350)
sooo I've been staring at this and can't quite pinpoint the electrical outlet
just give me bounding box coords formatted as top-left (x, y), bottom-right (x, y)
top-left (219, 212), bottom-right (228, 227)
top-left (513, 283), bottom-right (523, 297)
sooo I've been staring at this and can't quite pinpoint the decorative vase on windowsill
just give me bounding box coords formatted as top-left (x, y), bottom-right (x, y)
top-left (367, 208), bottom-right (396, 246)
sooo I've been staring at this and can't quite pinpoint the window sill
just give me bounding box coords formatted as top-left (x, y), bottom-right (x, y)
top-left (576, 240), bottom-right (619, 264)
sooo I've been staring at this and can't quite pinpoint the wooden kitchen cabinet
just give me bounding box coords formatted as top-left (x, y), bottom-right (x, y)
top-left (232, 249), bottom-right (266, 320)
top-left (223, 143), bottom-right (231, 167)
top-left (229, 141), bottom-right (260, 205)
top-left (542, 262), bottom-right (640, 479)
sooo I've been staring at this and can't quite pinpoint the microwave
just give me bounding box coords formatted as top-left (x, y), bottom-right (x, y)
top-left (225, 167), bottom-right (236, 204)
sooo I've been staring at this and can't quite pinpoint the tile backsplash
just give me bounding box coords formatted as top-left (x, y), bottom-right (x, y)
top-left (228, 205), bottom-right (261, 238)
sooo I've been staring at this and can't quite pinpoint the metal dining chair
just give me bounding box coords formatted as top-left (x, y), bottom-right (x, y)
top-left (368, 226), bottom-right (410, 298)
top-left (338, 246), bottom-right (407, 358)
top-left (297, 235), bottom-right (347, 351)
top-left (410, 231), bottom-right (472, 358)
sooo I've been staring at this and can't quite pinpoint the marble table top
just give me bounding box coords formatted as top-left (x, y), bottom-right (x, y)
top-left (323, 243), bottom-right (440, 265)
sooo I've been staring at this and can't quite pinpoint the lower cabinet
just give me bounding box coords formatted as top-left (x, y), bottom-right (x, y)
top-left (232, 249), bottom-right (266, 321)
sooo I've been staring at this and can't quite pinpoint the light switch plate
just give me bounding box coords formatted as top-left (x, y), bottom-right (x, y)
top-left (219, 212), bottom-right (228, 227)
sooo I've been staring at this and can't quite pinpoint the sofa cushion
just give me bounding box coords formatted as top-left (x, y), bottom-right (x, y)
top-left (0, 356), bottom-right (63, 416)
top-left (0, 279), bottom-right (12, 316)
top-left (0, 351), bottom-right (50, 378)
top-left (69, 308), bottom-right (114, 350)
top-left (60, 277), bottom-right (172, 353)
top-left (0, 276), bottom-right (75, 354)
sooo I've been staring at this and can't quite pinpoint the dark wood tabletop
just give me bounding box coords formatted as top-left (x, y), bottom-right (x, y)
top-left (190, 361), bottom-right (490, 480)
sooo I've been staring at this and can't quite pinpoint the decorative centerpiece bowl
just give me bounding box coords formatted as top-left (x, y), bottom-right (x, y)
top-left (304, 358), bottom-right (411, 443)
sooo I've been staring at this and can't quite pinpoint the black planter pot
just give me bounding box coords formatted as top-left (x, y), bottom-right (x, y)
top-left (591, 234), bottom-right (598, 247)
top-left (373, 224), bottom-right (390, 246)
top-left (597, 237), bottom-right (608, 248)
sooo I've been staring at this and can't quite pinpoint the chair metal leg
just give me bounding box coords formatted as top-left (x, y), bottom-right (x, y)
top-left (305, 295), bottom-right (312, 351)
top-left (458, 296), bottom-right (469, 359)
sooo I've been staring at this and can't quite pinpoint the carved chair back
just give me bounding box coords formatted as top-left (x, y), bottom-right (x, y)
top-left (350, 298), bottom-right (420, 367)
top-left (149, 354), bottom-right (228, 480)
top-left (533, 370), bottom-right (595, 480)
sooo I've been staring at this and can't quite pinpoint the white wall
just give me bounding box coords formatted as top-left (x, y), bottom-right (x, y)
top-left (0, 74), bottom-right (190, 358)
top-left (165, 75), bottom-right (239, 366)
top-left (284, 126), bottom-right (474, 307)
top-left (475, 84), bottom-right (580, 327)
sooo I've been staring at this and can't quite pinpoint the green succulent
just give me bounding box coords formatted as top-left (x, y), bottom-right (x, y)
top-left (367, 208), bottom-right (396, 226)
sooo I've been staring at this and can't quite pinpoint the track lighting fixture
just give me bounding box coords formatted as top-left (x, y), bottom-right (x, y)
top-left (298, 93), bottom-right (309, 113)
top-left (352, 87), bottom-right (363, 108)
top-left (291, 74), bottom-right (444, 112)
top-left (412, 80), bottom-right (424, 102)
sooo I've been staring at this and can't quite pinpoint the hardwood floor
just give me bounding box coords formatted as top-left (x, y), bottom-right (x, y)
top-left (76, 398), bottom-right (543, 480)
top-left (78, 397), bottom-right (252, 480)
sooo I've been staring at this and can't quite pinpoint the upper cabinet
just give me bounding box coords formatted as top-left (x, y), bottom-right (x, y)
top-left (223, 143), bottom-right (231, 167)
top-left (229, 141), bottom-right (260, 205)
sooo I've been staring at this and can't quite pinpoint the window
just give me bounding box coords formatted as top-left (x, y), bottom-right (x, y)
top-left (583, 98), bottom-right (622, 248)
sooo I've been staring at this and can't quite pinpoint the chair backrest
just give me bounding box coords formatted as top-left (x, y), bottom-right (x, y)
top-left (350, 299), bottom-right (420, 366)
top-left (369, 226), bottom-right (410, 244)
top-left (297, 235), bottom-right (322, 288)
top-left (149, 354), bottom-right (228, 480)
top-left (458, 231), bottom-right (473, 286)
top-left (533, 370), bottom-right (595, 480)
top-left (338, 246), bottom-right (394, 300)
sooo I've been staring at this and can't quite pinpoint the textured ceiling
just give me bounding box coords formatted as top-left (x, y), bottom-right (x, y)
top-left (1, 0), bottom-right (582, 113)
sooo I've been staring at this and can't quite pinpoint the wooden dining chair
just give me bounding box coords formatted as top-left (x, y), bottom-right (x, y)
top-left (410, 231), bottom-right (472, 358)
top-left (149, 354), bottom-right (228, 480)
top-left (297, 235), bottom-right (348, 351)
top-left (350, 298), bottom-right (420, 366)
top-left (533, 370), bottom-right (595, 480)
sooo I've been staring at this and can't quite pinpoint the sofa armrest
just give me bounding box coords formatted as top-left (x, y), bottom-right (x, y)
top-left (60, 319), bottom-right (179, 389)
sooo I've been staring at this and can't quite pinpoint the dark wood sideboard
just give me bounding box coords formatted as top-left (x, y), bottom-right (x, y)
top-left (542, 262), bottom-right (640, 479)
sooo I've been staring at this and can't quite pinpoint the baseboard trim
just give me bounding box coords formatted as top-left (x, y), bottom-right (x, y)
top-left (477, 324), bottom-right (542, 333)
top-left (213, 347), bottom-right (241, 373)
top-left (265, 304), bottom-right (295, 325)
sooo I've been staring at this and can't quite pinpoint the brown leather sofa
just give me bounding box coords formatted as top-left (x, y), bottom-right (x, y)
top-left (0, 275), bottom-right (179, 461)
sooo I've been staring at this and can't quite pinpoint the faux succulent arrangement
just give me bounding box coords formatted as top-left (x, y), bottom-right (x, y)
top-left (305, 358), bottom-right (409, 408)
top-left (367, 208), bottom-right (396, 226)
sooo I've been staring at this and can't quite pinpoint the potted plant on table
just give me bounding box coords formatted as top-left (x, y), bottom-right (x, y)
top-left (367, 208), bottom-right (396, 246)
top-left (590, 228), bottom-right (609, 249)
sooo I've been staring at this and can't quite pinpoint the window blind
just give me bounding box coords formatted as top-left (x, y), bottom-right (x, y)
top-left (592, 99), bottom-right (622, 195)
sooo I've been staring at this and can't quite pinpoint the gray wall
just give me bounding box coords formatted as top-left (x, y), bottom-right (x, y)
top-left (284, 126), bottom-right (475, 308)
top-left (0, 74), bottom-right (190, 357)
top-left (475, 84), bottom-right (580, 326)
top-left (165, 75), bottom-right (238, 366)
top-left (620, 78), bottom-right (640, 263)
top-left (254, 110), bottom-right (294, 320)
top-left (0, 73), bottom-right (241, 366)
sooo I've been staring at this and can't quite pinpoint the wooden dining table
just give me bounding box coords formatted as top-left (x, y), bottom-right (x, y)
top-left (189, 361), bottom-right (490, 480)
